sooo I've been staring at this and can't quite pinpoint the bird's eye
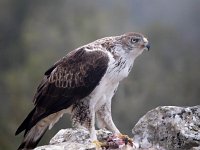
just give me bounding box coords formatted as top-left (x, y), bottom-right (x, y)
top-left (131, 38), bottom-right (140, 44)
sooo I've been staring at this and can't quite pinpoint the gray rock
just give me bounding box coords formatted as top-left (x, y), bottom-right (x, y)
top-left (35, 128), bottom-right (133, 150)
top-left (35, 106), bottom-right (200, 150)
top-left (132, 106), bottom-right (200, 150)
top-left (35, 128), bottom-right (97, 150)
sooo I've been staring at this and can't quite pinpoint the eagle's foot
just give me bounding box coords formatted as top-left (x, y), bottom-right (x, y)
top-left (92, 140), bottom-right (104, 148)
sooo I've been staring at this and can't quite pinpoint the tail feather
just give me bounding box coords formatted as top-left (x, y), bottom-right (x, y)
top-left (15, 108), bottom-right (36, 136)
top-left (17, 121), bottom-right (49, 150)
top-left (16, 110), bottom-right (65, 149)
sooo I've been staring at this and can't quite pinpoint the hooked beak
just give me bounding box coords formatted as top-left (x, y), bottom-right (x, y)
top-left (143, 37), bottom-right (150, 51)
top-left (146, 43), bottom-right (150, 51)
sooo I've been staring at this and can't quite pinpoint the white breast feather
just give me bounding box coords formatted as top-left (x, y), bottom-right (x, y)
top-left (89, 50), bottom-right (135, 111)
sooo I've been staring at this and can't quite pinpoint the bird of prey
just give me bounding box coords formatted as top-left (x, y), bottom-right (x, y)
top-left (15, 32), bottom-right (150, 149)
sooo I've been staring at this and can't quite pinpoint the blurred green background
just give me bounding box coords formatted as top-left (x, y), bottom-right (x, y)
top-left (0, 0), bottom-right (200, 149)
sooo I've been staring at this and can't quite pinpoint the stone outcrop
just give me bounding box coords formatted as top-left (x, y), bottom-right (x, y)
top-left (35, 106), bottom-right (200, 150)
top-left (35, 128), bottom-right (96, 150)
top-left (35, 128), bottom-right (133, 150)
top-left (132, 106), bottom-right (200, 150)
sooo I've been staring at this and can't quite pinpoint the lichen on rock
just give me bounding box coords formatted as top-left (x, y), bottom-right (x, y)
top-left (35, 106), bottom-right (200, 150)
top-left (132, 106), bottom-right (200, 150)
top-left (35, 128), bottom-right (133, 150)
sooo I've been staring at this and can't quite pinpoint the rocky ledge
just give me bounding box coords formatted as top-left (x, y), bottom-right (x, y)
top-left (35, 106), bottom-right (200, 150)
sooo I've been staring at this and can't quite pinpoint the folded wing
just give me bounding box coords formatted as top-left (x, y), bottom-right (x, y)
top-left (15, 48), bottom-right (109, 135)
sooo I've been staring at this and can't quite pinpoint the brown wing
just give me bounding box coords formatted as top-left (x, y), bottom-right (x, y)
top-left (16, 48), bottom-right (109, 135)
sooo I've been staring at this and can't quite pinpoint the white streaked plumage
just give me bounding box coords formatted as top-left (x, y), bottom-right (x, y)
top-left (16, 32), bottom-right (150, 149)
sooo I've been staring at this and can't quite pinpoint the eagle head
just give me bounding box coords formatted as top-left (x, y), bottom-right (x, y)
top-left (117, 32), bottom-right (150, 58)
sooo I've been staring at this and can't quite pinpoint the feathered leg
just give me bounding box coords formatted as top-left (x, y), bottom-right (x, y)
top-left (96, 103), bottom-right (120, 134)
top-left (96, 103), bottom-right (133, 148)
top-left (89, 107), bottom-right (97, 141)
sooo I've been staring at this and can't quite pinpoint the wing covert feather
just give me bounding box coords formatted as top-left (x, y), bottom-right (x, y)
top-left (28, 48), bottom-right (109, 131)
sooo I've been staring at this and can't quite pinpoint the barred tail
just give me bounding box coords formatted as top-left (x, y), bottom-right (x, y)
top-left (16, 110), bottom-right (65, 150)
top-left (17, 121), bottom-right (48, 150)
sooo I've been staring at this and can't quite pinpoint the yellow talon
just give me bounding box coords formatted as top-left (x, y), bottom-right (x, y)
top-left (92, 140), bottom-right (103, 148)
top-left (118, 133), bottom-right (132, 139)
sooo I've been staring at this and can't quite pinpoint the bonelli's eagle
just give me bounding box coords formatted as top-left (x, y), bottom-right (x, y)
top-left (15, 32), bottom-right (150, 149)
